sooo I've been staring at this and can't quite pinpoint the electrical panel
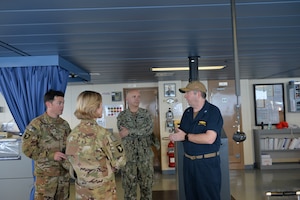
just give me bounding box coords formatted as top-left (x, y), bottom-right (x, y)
top-left (287, 81), bottom-right (300, 112)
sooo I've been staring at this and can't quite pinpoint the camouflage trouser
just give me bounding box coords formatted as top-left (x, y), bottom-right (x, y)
top-left (121, 160), bottom-right (154, 200)
top-left (74, 178), bottom-right (117, 200)
top-left (35, 174), bottom-right (70, 200)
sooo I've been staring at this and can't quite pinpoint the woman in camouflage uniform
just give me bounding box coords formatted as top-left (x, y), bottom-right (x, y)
top-left (66, 91), bottom-right (126, 200)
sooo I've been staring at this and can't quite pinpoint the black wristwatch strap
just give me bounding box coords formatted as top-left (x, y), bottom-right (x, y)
top-left (185, 133), bottom-right (189, 141)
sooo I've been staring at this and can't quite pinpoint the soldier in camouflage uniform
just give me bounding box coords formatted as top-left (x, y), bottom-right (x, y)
top-left (117, 89), bottom-right (156, 200)
top-left (22, 90), bottom-right (71, 200)
top-left (66, 91), bottom-right (126, 200)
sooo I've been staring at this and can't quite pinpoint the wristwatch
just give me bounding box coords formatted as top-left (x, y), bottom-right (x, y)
top-left (185, 133), bottom-right (189, 141)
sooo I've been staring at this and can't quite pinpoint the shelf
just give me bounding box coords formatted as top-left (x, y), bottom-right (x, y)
top-left (256, 128), bottom-right (300, 135)
top-left (272, 158), bottom-right (300, 163)
top-left (261, 149), bottom-right (300, 153)
top-left (253, 129), bottom-right (300, 169)
top-left (259, 162), bottom-right (300, 170)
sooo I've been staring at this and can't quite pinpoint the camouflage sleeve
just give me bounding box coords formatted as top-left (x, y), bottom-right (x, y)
top-left (116, 112), bottom-right (123, 131)
top-left (101, 130), bottom-right (126, 171)
top-left (61, 121), bottom-right (72, 170)
top-left (66, 122), bottom-right (72, 136)
top-left (22, 123), bottom-right (52, 161)
top-left (151, 132), bottom-right (160, 150)
top-left (116, 111), bottom-right (129, 132)
top-left (117, 109), bottom-right (153, 137)
top-left (129, 110), bottom-right (153, 137)
top-left (60, 158), bottom-right (71, 171)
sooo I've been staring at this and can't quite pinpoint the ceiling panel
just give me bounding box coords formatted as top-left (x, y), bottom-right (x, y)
top-left (0, 0), bottom-right (300, 84)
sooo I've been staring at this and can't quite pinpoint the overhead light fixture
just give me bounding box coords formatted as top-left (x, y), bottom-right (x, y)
top-left (151, 65), bottom-right (226, 72)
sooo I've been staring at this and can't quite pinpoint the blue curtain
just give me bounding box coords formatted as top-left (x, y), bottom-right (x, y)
top-left (0, 65), bottom-right (69, 200)
top-left (0, 66), bottom-right (69, 132)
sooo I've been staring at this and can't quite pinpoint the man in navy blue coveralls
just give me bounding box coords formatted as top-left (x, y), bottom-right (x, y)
top-left (169, 81), bottom-right (223, 200)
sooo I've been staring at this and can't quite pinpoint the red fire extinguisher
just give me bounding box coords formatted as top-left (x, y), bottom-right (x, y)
top-left (167, 141), bottom-right (175, 168)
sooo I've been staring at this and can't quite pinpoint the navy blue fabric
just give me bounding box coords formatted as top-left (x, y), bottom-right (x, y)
top-left (179, 100), bottom-right (223, 200)
top-left (183, 156), bottom-right (221, 200)
top-left (0, 65), bottom-right (69, 200)
top-left (180, 100), bottom-right (223, 155)
top-left (0, 66), bottom-right (68, 133)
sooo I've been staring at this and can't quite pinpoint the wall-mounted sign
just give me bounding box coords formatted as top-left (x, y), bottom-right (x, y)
top-left (105, 105), bottom-right (123, 117)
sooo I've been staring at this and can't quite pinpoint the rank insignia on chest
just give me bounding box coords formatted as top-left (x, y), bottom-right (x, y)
top-left (198, 121), bottom-right (206, 126)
